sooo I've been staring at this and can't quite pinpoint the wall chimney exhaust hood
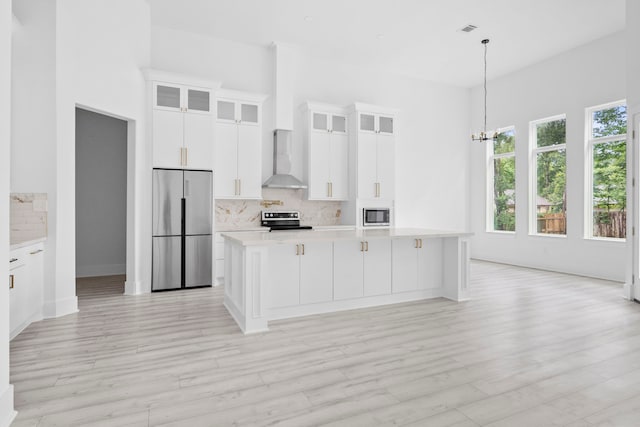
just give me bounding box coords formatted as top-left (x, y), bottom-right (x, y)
top-left (262, 129), bottom-right (307, 189)
top-left (263, 43), bottom-right (307, 189)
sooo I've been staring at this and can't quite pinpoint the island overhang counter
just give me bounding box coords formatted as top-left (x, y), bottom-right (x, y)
top-left (221, 228), bottom-right (472, 334)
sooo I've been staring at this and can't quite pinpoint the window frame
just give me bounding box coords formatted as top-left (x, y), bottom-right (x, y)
top-left (529, 114), bottom-right (567, 237)
top-left (486, 126), bottom-right (516, 234)
top-left (584, 99), bottom-right (627, 242)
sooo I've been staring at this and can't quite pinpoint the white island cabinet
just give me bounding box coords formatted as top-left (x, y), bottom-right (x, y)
top-left (334, 239), bottom-right (391, 300)
top-left (269, 241), bottom-right (333, 308)
top-left (222, 228), bottom-right (471, 334)
top-left (392, 237), bottom-right (443, 293)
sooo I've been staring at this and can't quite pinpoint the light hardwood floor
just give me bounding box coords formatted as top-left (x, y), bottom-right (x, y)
top-left (9, 261), bottom-right (640, 426)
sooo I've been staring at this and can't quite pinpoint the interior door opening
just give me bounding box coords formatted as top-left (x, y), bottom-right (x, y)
top-left (75, 107), bottom-right (128, 297)
top-left (632, 112), bottom-right (640, 302)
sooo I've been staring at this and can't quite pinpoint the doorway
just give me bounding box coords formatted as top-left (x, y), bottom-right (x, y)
top-left (75, 108), bottom-right (128, 295)
top-left (632, 111), bottom-right (640, 301)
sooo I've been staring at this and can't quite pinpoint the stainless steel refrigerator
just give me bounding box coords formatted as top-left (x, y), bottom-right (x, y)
top-left (152, 169), bottom-right (212, 291)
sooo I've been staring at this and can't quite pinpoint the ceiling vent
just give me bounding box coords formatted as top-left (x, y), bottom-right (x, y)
top-left (460, 24), bottom-right (477, 33)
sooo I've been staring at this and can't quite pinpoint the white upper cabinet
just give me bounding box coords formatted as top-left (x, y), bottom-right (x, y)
top-left (216, 99), bottom-right (260, 125)
top-left (147, 72), bottom-right (220, 170)
top-left (153, 82), bottom-right (212, 114)
top-left (302, 103), bottom-right (349, 201)
top-left (350, 104), bottom-right (397, 200)
top-left (214, 89), bottom-right (267, 199)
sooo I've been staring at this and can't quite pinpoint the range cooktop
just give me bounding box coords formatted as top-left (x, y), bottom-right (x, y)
top-left (261, 211), bottom-right (313, 232)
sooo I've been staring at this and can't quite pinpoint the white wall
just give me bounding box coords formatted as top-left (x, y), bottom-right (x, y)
top-left (293, 53), bottom-right (470, 230)
top-left (627, 1), bottom-right (640, 110)
top-left (11, 0), bottom-right (58, 316)
top-left (469, 32), bottom-right (627, 281)
top-left (11, 0), bottom-right (151, 313)
top-left (56, 0), bottom-right (151, 296)
top-left (75, 108), bottom-right (127, 278)
top-left (151, 26), bottom-right (276, 187)
top-left (1, 2), bottom-right (15, 427)
top-left (151, 27), bottom-right (471, 231)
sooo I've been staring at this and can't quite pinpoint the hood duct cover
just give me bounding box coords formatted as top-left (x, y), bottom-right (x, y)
top-left (262, 129), bottom-right (307, 189)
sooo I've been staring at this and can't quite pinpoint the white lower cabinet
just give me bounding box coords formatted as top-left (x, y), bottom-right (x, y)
top-left (333, 239), bottom-right (392, 300)
top-left (333, 240), bottom-right (363, 300)
top-left (9, 243), bottom-right (45, 339)
top-left (269, 241), bottom-right (333, 308)
top-left (364, 239), bottom-right (392, 296)
top-left (392, 238), bottom-right (442, 292)
top-left (9, 260), bottom-right (27, 338)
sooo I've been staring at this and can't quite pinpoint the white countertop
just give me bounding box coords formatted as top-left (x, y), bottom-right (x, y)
top-left (215, 224), bottom-right (355, 233)
top-left (215, 225), bottom-right (268, 232)
top-left (10, 238), bottom-right (46, 251)
top-left (221, 228), bottom-right (472, 246)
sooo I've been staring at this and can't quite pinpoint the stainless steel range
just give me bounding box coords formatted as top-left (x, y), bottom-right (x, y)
top-left (261, 211), bottom-right (313, 231)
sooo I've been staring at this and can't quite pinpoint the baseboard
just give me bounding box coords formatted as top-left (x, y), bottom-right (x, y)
top-left (76, 263), bottom-right (125, 278)
top-left (0, 384), bottom-right (16, 427)
top-left (470, 257), bottom-right (624, 283)
top-left (10, 309), bottom-right (43, 340)
top-left (43, 296), bottom-right (79, 319)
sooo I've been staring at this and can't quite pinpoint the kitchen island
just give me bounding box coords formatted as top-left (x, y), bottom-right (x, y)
top-left (222, 228), bottom-right (471, 333)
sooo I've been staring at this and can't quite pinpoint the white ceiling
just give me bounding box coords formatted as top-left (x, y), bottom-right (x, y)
top-left (149, 0), bottom-right (626, 88)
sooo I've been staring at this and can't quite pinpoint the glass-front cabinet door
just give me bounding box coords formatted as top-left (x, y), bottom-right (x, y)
top-left (187, 88), bottom-right (210, 114)
top-left (217, 100), bottom-right (236, 121)
top-left (216, 100), bottom-right (260, 125)
top-left (154, 83), bottom-right (212, 115)
top-left (240, 103), bottom-right (259, 124)
top-left (359, 113), bottom-right (376, 133)
top-left (332, 115), bottom-right (347, 133)
top-left (154, 83), bottom-right (182, 111)
top-left (313, 113), bottom-right (329, 131)
top-left (378, 115), bottom-right (394, 134)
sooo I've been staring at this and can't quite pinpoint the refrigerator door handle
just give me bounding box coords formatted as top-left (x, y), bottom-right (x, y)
top-left (185, 179), bottom-right (190, 197)
top-left (181, 198), bottom-right (186, 235)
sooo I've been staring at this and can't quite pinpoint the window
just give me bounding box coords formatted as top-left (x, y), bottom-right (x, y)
top-left (586, 101), bottom-right (627, 239)
top-left (488, 128), bottom-right (516, 232)
top-left (531, 115), bottom-right (566, 235)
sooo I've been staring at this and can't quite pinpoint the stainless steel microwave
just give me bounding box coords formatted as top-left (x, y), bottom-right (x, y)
top-left (363, 208), bottom-right (390, 227)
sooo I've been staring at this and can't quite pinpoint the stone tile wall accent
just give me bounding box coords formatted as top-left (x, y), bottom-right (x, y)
top-left (215, 188), bottom-right (342, 229)
top-left (10, 193), bottom-right (48, 245)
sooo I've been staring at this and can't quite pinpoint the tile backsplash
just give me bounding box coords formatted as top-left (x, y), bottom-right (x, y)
top-left (10, 193), bottom-right (48, 245)
top-left (215, 188), bottom-right (342, 229)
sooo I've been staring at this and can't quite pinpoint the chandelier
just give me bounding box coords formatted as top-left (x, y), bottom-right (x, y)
top-left (471, 39), bottom-right (498, 142)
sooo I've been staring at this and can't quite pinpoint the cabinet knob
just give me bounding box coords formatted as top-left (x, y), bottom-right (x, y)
top-left (9, 274), bottom-right (14, 289)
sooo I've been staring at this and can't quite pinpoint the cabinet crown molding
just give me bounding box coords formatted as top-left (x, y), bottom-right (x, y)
top-left (142, 68), bottom-right (222, 90)
top-left (300, 102), bottom-right (349, 115)
top-left (348, 102), bottom-right (400, 115)
top-left (216, 88), bottom-right (269, 104)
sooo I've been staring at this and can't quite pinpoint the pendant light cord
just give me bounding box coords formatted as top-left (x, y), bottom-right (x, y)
top-left (483, 39), bottom-right (488, 134)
